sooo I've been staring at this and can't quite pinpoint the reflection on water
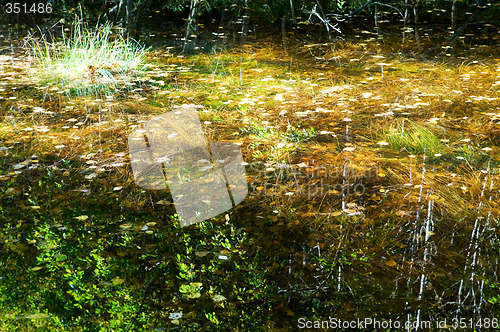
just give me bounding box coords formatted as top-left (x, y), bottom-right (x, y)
top-left (0, 20), bottom-right (499, 330)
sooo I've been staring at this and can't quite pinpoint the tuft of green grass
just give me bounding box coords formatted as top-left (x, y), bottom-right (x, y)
top-left (284, 126), bottom-right (316, 142)
top-left (24, 17), bottom-right (148, 98)
top-left (384, 120), bottom-right (444, 156)
top-left (239, 122), bottom-right (277, 140)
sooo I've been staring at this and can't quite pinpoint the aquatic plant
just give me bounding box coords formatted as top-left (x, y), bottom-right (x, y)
top-left (24, 16), bottom-right (147, 97)
top-left (384, 120), bottom-right (444, 156)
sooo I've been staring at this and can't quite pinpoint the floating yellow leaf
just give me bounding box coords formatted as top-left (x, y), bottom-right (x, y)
top-left (385, 259), bottom-right (397, 267)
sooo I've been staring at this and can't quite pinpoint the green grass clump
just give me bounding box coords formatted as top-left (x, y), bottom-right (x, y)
top-left (25, 17), bottom-right (148, 97)
top-left (284, 126), bottom-right (316, 142)
top-left (385, 121), bottom-right (444, 156)
top-left (239, 122), bottom-right (277, 140)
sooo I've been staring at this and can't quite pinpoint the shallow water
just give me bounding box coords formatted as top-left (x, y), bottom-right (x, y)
top-left (0, 17), bottom-right (500, 330)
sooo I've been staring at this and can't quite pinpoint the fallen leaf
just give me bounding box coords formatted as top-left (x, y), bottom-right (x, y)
top-left (385, 259), bottom-right (397, 267)
top-left (112, 277), bottom-right (125, 285)
top-left (212, 294), bottom-right (226, 302)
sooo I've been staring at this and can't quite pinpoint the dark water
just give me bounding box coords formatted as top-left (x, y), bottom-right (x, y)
top-left (1, 14), bottom-right (500, 330)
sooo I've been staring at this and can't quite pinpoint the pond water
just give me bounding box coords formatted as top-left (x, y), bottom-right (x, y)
top-left (0, 16), bottom-right (499, 331)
